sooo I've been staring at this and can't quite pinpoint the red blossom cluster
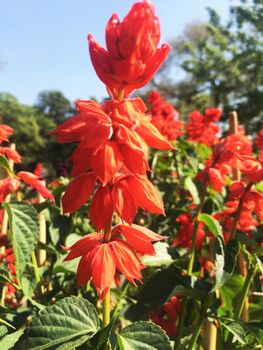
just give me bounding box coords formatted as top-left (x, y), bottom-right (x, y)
top-left (147, 90), bottom-right (184, 141)
top-left (150, 296), bottom-right (181, 336)
top-left (0, 124), bottom-right (53, 208)
top-left (0, 236), bottom-right (19, 308)
top-left (172, 213), bottom-right (205, 251)
top-left (186, 108), bottom-right (221, 146)
top-left (53, 1), bottom-right (171, 298)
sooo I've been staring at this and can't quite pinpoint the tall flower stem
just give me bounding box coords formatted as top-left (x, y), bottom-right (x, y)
top-left (103, 289), bottom-right (111, 327)
top-left (235, 263), bottom-right (256, 319)
top-left (174, 186), bottom-right (206, 349)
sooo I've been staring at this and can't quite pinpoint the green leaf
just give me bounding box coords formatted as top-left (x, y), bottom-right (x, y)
top-left (0, 155), bottom-right (14, 176)
top-left (49, 215), bottom-right (72, 246)
top-left (142, 242), bottom-right (172, 267)
top-left (198, 213), bottom-right (222, 237)
top-left (15, 296), bottom-right (100, 350)
top-left (213, 237), bottom-right (239, 290)
top-left (184, 177), bottom-right (200, 205)
top-left (219, 274), bottom-right (244, 316)
top-left (0, 329), bottom-right (24, 349)
top-left (117, 321), bottom-right (172, 350)
top-left (0, 325), bottom-right (8, 338)
top-left (4, 202), bottom-right (39, 283)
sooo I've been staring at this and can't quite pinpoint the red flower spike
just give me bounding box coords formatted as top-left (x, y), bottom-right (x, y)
top-left (0, 178), bottom-right (20, 203)
top-left (62, 173), bottom-right (95, 213)
top-left (208, 168), bottom-right (225, 193)
top-left (88, 1), bottom-right (170, 99)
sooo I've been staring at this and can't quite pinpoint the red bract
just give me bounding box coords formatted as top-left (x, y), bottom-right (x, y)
top-left (52, 98), bottom-right (172, 184)
top-left (0, 124), bottom-right (13, 143)
top-left (88, 175), bottom-right (164, 231)
top-left (229, 181), bottom-right (263, 222)
top-left (147, 90), bottom-right (184, 141)
top-left (0, 147), bottom-right (22, 163)
top-left (172, 213), bottom-right (205, 251)
top-left (64, 224), bottom-right (163, 298)
top-left (240, 150), bottom-right (263, 183)
top-left (17, 171), bottom-right (54, 200)
top-left (88, 1), bottom-right (170, 99)
top-left (186, 108), bottom-right (221, 146)
top-left (0, 178), bottom-right (20, 203)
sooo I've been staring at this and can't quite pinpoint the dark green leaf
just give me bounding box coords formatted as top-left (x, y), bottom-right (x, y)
top-left (198, 213), bottom-right (223, 237)
top-left (0, 329), bottom-right (24, 349)
top-left (184, 177), bottom-right (200, 205)
top-left (213, 237), bottom-right (239, 290)
top-left (117, 321), bottom-right (172, 350)
top-left (0, 155), bottom-right (14, 176)
top-left (15, 296), bottom-right (100, 350)
top-left (4, 202), bottom-right (39, 283)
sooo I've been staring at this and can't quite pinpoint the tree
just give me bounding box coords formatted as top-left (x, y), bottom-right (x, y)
top-left (35, 90), bottom-right (74, 124)
top-left (150, 0), bottom-right (263, 132)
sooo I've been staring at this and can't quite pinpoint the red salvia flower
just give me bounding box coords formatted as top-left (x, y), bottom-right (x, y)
top-left (52, 98), bottom-right (172, 185)
top-left (88, 1), bottom-right (170, 99)
top-left (0, 147), bottom-right (22, 163)
top-left (147, 90), bottom-right (183, 141)
top-left (0, 124), bottom-right (14, 144)
top-left (0, 178), bottom-right (20, 203)
top-left (186, 108), bottom-right (221, 146)
top-left (64, 224), bottom-right (164, 298)
top-left (172, 213), bottom-right (205, 251)
top-left (17, 171), bottom-right (54, 200)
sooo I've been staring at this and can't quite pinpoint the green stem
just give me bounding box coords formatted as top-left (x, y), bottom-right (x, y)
top-left (187, 294), bottom-right (213, 350)
top-left (174, 187), bottom-right (207, 349)
top-left (31, 251), bottom-right (41, 283)
top-left (235, 263), bottom-right (256, 319)
top-left (102, 289), bottom-right (111, 327)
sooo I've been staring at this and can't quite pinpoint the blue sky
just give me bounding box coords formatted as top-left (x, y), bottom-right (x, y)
top-left (0, 0), bottom-right (232, 105)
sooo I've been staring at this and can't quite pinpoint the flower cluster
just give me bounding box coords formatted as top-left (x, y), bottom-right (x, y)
top-left (0, 236), bottom-right (19, 308)
top-left (172, 213), bottom-right (205, 251)
top-left (147, 90), bottom-right (183, 141)
top-left (53, 1), bottom-right (171, 298)
top-left (186, 108), bottom-right (221, 146)
top-left (0, 124), bottom-right (53, 209)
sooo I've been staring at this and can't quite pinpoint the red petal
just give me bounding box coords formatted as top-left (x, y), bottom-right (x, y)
top-left (112, 182), bottom-right (137, 224)
top-left (109, 239), bottom-right (143, 285)
top-left (91, 243), bottom-right (116, 298)
top-left (137, 119), bottom-right (173, 150)
top-left (76, 249), bottom-right (97, 287)
top-left (64, 232), bottom-right (102, 261)
top-left (126, 176), bottom-right (164, 215)
top-left (116, 224), bottom-right (164, 255)
top-left (91, 141), bottom-right (122, 185)
top-left (89, 185), bottom-right (114, 231)
top-left (62, 173), bottom-right (95, 213)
